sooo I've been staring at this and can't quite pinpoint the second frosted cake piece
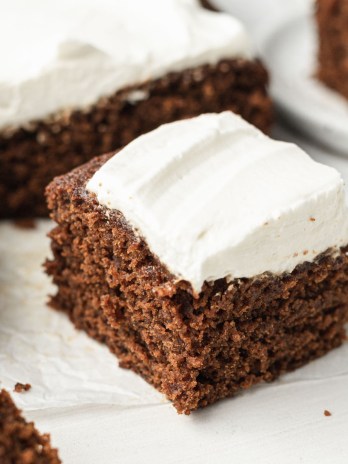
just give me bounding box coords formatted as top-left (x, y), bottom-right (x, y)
top-left (46, 112), bottom-right (348, 414)
top-left (1, 0), bottom-right (272, 218)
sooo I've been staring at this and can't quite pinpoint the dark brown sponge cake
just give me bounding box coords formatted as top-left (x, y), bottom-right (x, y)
top-left (0, 390), bottom-right (61, 463)
top-left (316, 0), bottom-right (348, 99)
top-left (0, 58), bottom-right (272, 218)
top-left (45, 154), bottom-right (348, 414)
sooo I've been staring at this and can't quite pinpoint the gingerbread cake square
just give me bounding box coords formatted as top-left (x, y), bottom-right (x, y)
top-left (45, 112), bottom-right (348, 414)
top-left (316, 0), bottom-right (348, 99)
top-left (0, 389), bottom-right (61, 463)
top-left (0, 0), bottom-right (272, 218)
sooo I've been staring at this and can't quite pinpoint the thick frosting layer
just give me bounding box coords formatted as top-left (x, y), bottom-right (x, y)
top-left (0, 0), bottom-right (251, 130)
top-left (87, 112), bottom-right (348, 292)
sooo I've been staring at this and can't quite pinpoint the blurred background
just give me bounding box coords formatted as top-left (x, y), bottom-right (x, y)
top-left (213, 0), bottom-right (348, 189)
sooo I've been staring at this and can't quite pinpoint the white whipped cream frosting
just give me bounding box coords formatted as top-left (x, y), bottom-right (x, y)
top-left (87, 112), bottom-right (348, 292)
top-left (0, 0), bottom-right (251, 130)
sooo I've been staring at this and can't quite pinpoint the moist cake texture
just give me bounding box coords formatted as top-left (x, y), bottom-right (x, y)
top-left (316, 0), bottom-right (348, 99)
top-left (1, 59), bottom-right (271, 218)
top-left (0, 389), bottom-right (61, 463)
top-left (45, 113), bottom-right (348, 414)
top-left (0, 0), bottom-right (272, 218)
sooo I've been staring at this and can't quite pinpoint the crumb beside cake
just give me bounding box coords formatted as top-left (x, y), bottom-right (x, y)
top-left (316, 0), bottom-right (348, 99)
top-left (45, 112), bottom-right (348, 414)
top-left (0, 389), bottom-right (61, 463)
top-left (0, 0), bottom-right (272, 218)
top-left (199, 0), bottom-right (218, 11)
top-left (14, 383), bottom-right (32, 393)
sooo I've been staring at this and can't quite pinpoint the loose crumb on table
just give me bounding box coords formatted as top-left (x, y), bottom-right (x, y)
top-left (14, 382), bottom-right (32, 393)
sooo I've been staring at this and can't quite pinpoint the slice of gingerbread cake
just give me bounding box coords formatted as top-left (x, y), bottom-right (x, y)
top-left (0, 0), bottom-right (272, 218)
top-left (316, 0), bottom-right (348, 99)
top-left (45, 112), bottom-right (348, 414)
top-left (0, 389), bottom-right (61, 463)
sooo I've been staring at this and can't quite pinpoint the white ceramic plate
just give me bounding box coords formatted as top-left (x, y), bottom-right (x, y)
top-left (261, 14), bottom-right (348, 155)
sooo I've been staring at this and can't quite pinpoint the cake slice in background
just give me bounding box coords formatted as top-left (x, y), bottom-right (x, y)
top-left (0, 0), bottom-right (272, 218)
top-left (316, 0), bottom-right (348, 98)
top-left (45, 111), bottom-right (348, 414)
top-left (0, 389), bottom-right (61, 463)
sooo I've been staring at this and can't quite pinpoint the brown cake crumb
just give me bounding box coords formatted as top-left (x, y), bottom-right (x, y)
top-left (0, 389), bottom-right (61, 463)
top-left (200, 0), bottom-right (218, 11)
top-left (14, 383), bottom-right (32, 393)
top-left (324, 409), bottom-right (332, 417)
